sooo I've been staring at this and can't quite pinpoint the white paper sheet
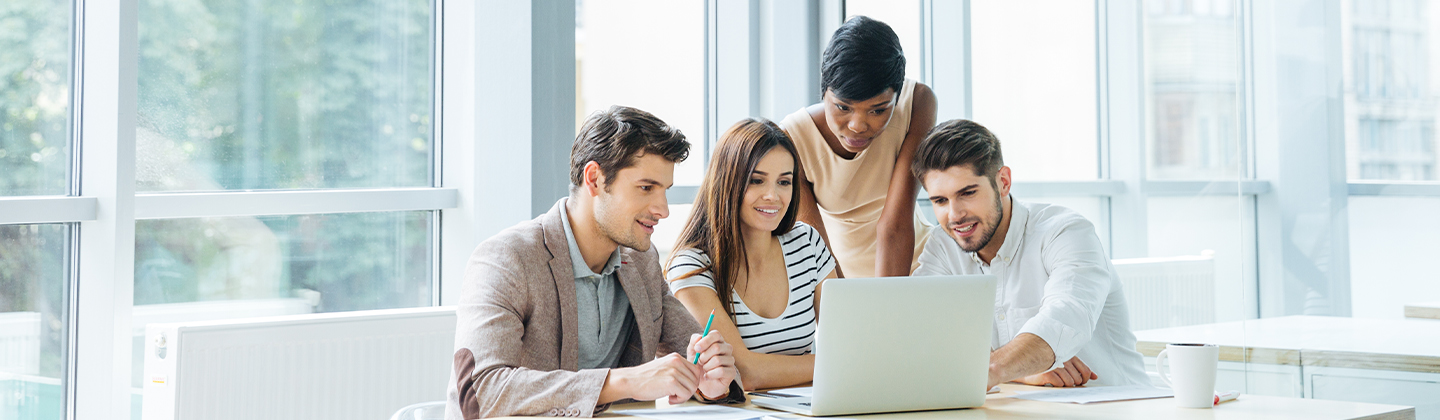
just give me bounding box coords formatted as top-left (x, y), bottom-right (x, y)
top-left (765, 385), bottom-right (998, 397)
top-left (614, 406), bottom-right (774, 420)
top-left (1012, 385), bottom-right (1173, 404)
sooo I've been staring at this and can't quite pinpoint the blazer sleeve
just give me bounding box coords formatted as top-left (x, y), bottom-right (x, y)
top-left (449, 239), bottom-right (610, 419)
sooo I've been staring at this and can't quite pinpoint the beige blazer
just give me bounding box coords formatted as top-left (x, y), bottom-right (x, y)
top-left (446, 199), bottom-right (741, 419)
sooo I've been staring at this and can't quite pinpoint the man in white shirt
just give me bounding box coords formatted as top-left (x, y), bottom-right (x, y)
top-left (911, 119), bottom-right (1148, 389)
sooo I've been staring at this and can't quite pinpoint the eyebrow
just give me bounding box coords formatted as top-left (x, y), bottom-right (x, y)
top-left (638, 178), bottom-right (673, 189)
top-left (928, 184), bottom-right (981, 200)
top-left (837, 98), bottom-right (894, 108)
top-left (751, 170), bottom-right (796, 176)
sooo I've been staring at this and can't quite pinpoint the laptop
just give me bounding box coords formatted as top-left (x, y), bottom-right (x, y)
top-left (750, 275), bottom-right (997, 417)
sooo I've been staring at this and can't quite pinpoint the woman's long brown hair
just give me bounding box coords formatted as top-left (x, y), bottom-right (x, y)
top-left (668, 118), bottom-right (802, 319)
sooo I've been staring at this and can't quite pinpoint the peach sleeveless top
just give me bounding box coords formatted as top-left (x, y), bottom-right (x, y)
top-left (778, 79), bottom-right (932, 278)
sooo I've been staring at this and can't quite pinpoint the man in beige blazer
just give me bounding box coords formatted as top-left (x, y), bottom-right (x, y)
top-left (447, 106), bottom-right (743, 419)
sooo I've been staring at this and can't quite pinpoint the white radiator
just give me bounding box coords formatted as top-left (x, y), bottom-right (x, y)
top-left (0, 312), bottom-right (40, 376)
top-left (141, 306), bottom-right (456, 420)
top-left (1112, 254), bottom-right (1216, 331)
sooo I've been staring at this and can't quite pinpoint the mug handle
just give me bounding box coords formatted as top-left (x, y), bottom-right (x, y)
top-left (1156, 348), bottom-right (1173, 388)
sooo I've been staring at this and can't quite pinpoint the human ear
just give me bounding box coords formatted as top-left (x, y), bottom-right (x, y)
top-left (583, 161), bottom-right (605, 197)
top-left (996, 166), bottom-right (1013, 197)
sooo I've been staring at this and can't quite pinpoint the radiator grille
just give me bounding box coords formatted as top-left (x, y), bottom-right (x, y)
top-left (1113, 256), bottom-right (1216, 331)
top-left (145, 307), bottom-right (455, 420)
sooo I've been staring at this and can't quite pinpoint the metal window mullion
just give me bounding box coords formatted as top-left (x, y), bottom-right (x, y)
top-left (132, 188), bottom-right (459, 220)
top-left (1099, 0), bottom-right (1148, 259)
top-left (74, 0), bottom-right (139, 418)
top-left (437, 0), bottom-right (478, 306)
top-left (0, 196), bottom-right (98, 224)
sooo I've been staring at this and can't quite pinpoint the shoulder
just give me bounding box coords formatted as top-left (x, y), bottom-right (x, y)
top-left (1021, 201), bottom-right (1098, 242)
top-left (471, 218), bottom-right (548, 268)
top-left (666, 248), bottom-right (713, 278)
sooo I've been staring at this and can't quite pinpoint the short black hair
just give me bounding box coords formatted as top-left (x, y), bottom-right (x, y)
top-left (821, 16), bottom-right (905, 101)
top-left (570, 105), bottom-right (690, 192)
top-left (912, 119), bottom-right (1005, 184)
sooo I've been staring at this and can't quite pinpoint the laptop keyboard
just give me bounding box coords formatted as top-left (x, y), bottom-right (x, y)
top-left (799, 403), bottom-right (810, 407)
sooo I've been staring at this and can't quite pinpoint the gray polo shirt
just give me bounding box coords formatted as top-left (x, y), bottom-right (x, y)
top-left (559, 204), bottom-right (635, 370)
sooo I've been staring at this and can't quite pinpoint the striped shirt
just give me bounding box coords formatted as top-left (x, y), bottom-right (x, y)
top-left (667, 222), bottom-right (836, 355)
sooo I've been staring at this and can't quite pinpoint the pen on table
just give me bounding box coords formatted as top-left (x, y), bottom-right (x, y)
top-left (693, 309), bottom-right (715, 364)
top-left (1214, 390), bottom-right (1240, 405)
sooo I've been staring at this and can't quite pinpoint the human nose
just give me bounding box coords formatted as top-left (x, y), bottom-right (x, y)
top-left (654, 194), bottom-right (670, 220)
top-left (848, 118), bottom-right (868, 134)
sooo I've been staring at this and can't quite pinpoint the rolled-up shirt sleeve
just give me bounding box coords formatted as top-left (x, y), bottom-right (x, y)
top-left (1015, 217), bottom-right (1112, 371)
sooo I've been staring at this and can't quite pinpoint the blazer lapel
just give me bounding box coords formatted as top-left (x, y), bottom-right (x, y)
top-left (539, 200), bottom-right (581, 371)
top-left (615, 251), bottom-right (654, 357)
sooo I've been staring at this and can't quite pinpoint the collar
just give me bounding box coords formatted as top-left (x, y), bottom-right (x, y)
top-left (559, 199), bottom-right (623, 278)
top-left (968, 196), bottom-right (1029, 266)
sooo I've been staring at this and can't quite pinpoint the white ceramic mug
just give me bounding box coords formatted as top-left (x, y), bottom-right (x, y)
top-left (1156, 343), bottom-right (1219, 408)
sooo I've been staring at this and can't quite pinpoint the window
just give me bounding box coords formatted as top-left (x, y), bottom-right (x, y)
top-left (0, 1), bottom-right (74, 418)
top-left (0, 0), bottom-right (73, 196)
top-left (0, 224), bottom-right (69, 420)
top-left (1343, 0), bottom-right (1440, 181)
top-left (131, 0), bottom-right (438, 415)
top-left (1145, 0), bottom-right (1244, 180)
top-left (575, 0), bottom-right (706, 186)
top-left (971, 0), bottom-right (1099, 181)
top-left (136, 0), bottom-right (434, 191)
top-left (575, 0), bottom-right (705, 258)
top-left (843, 0), bottom-right (923, 82)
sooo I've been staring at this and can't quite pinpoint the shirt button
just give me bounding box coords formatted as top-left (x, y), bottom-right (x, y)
top-left (998, 313), bottom-right (1006, 321)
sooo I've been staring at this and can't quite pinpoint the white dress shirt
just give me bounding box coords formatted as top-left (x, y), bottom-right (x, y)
top-left (914, 198), bottom-right (1149, 386)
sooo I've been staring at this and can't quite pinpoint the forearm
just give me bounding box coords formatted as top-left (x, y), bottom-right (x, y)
top-left (462, 364), bottom-right (609, 417)
top-left (734, 351), bottom-right (816, 391)
top-left (989, 333), bottom-right (1057, 384)
top-left (873, 214), bottom-right (915, 277)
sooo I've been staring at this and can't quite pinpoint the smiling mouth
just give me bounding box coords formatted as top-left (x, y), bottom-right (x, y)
top-left (952, 222), bottom-right (978, 237)
top-left (755, 208), bottom-right (779, 216)
top-left (637, 220), bottom-right (656, 233)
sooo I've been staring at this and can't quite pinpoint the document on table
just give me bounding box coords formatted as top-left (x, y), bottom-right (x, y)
top-left (768, 385), bottom-right (1000, 396)
top-left (614, 406), bottom-right (775, 420)
top-left (1012, 385), bottom-right (1173, 404)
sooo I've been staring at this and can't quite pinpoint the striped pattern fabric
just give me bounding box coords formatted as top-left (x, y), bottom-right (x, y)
top-left (667, 222), bottom-right (836, 355)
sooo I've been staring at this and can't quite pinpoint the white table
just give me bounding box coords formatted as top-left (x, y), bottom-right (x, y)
top-left (1135, 316), bottom-right (1440, 419)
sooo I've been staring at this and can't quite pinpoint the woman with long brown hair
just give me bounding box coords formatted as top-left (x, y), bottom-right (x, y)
top-left (666, 118), bottom-right (837, 390)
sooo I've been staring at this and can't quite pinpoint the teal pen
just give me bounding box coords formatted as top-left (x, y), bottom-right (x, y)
top-left (693, 309), bottom-right (715, 364)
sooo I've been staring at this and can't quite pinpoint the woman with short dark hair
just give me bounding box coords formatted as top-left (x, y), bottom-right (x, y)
top-left (778, 16), bottom-right (938, 279)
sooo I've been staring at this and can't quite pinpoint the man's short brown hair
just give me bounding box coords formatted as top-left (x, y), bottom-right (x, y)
top-left (570, 105), bottom-right (690, 193)
top-left (912, 119), bottom-right (1005, 184)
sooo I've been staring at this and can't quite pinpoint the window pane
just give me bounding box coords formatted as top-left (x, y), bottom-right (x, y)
top-left (137, 0), bottom-right (434, 191)
top-left (131, 211), bottom-right (433, 392)
top-left (844, 0), bottom-right (923, 82)
top-left (972, 0), bottom-right (1098, 181)
top-left (1145, 195), bottom-right (1253, 323)
top-left (1342, 0), bottom-right (1440, 181)
top-left (0, 224), bottom-right (69, 420)
top-left (1349, 196), bottom-right (1440, 318)
top-left (576, 0), bottom-right (706, 186)
top-left (1144, 0), bottom-right (1244, 180)
top-left (0, 1), bottom-right (73, 196)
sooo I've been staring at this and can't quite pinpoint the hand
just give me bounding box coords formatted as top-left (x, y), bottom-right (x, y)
top-left (1015, 356), bottom-right (1097, 387)
top-left (604, 353), bottom-right (704, 404)
top-left (688, 330), bottom-right (737, 399)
